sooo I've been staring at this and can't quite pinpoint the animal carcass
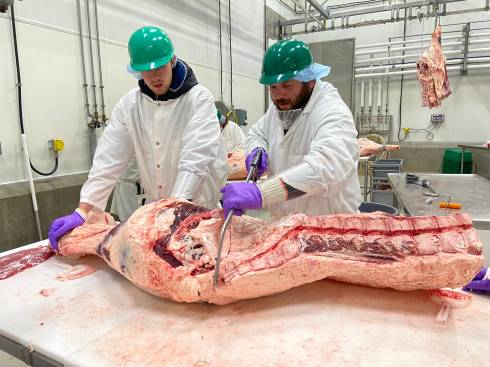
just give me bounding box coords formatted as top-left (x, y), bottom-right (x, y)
top-left (58, 198), bottom-right (483, 305)
top-left (416, 26), bottom-right (452, 108)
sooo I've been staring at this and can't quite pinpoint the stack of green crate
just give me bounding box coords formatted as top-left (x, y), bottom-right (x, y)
top-left (442, 148), bottom-right (472, 174)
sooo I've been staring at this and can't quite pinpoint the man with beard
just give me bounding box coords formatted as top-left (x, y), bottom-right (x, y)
top-left (221, 39), bottom-right (361, 218)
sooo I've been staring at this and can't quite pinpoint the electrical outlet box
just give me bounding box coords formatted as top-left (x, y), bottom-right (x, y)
top-left (49, 138), bottom-right (64, 152)
top-left (431, 114), bottom-right (445, 123)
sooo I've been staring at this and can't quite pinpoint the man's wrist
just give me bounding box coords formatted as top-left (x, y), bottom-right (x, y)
top-left (258, 177), bottom-right (288, 207)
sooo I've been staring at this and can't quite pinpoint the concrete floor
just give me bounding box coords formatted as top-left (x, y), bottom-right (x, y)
top-left (0, 350), bottom-right (28, 367)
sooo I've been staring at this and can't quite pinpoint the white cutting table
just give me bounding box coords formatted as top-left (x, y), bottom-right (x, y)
top-left (1, 241), bottom-right (489, 367)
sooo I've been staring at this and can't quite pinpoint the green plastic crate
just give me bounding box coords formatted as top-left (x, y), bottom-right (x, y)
top-left (442, 162), bottom-right (472, 174)
top-left (443, 148), bottom-right (473, 163)
top-left (442, 148), bottom-right (472, 174)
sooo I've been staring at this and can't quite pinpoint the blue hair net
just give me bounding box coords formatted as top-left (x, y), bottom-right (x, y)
top-left (293, 63), bottom-right (331, 82)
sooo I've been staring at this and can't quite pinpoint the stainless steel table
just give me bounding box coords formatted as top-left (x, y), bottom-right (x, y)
top-left (458, 144), bottom-right (490, 174)
top-left (387, 173), bottom-right (490, 230)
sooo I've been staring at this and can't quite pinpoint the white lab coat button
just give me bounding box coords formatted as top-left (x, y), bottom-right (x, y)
top-left (158, 185), bottom-right (162, 189)
top-left (156, 141), bottom-right (160, 146)
top-left (157, 164), bottom-right (161, 168)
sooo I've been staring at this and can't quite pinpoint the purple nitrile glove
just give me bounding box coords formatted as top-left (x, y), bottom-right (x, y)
top-left (463, 267), bottom-right (490, 293)
top-left (48, 211), bottom-right (85, 251)
top-left (245, 147), bottom-right (268, 177)
top-left (220, 182), bottom-right (263, 217)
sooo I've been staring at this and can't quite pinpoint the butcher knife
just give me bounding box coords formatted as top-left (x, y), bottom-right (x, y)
top-left (213, 149), bottom-right (263, 287)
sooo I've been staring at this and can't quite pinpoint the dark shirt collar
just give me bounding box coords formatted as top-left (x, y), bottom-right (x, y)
top-left (138, 59), bottom-right (198, 101)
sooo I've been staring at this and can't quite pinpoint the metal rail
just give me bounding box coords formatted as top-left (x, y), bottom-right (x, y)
top-left (278, 0), bottom-right (489, 35)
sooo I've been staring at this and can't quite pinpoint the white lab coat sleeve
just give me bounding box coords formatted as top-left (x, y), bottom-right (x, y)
top-left (245, 113), bottom-right (269, 155)
top-left (229, 122), bottom-right (245, 150)
top-left (170, 89), bottom-right (223, 200)
top-left (279, 111), bottom-right (359, 197)
top-left (80, 100), bottom-right (134, 210)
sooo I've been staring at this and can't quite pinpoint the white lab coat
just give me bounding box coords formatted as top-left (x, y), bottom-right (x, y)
top-left (247, 80), bottom-right (361, 218)
top-left (110, 157), bottom-right (140, 221)
top-left (80, 84), bottom-right (228, 210)
top-left (221, 121), bottom-right (246, 152)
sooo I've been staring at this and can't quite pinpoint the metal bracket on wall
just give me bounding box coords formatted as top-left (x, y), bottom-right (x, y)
top-left (461, 23), bottom-right (470, 75)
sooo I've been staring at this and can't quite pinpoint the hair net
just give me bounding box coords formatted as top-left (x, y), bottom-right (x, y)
top-left (293, 63), bottom-right (331, 82)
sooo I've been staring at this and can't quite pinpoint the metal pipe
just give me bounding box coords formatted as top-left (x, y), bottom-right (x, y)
top-left (304, 0), bottom-right (307, 33)
top-left (218, 0), bottom-right (223, 101)
top-left (356, 49), bottom-right (462, 64)
top-left (280, 0), bottom-right (469, 26)
top-left (354, 64), bottom-right (490, 78)
top-left (85, 0), bottom-right (98, 120)
top-left (356, 55), bottom-right (490, 72)
top-left (263, 0), bottom-right (268, 113)
top-left (356, 57), bottom-right (457, 72)
top-left (368, 72), bottom-right (373, 114)
top-left (469, 38), bottom-right (490, 45)
top-left (356, 40), bottom-right (463, 56)
top-left (357, 48), bottom-right (490, 69)
top-left (462, 23), bottom-right (470, 74)
top-left (286, 9), bottom-right (490, 35)
top-left (93, 0), bottom-right (106, 121)
top-left (469, 47), bottom-right (490, 52)
top-left (356, 33), bottom-right (462, 49)
top-left (377, 77), bottom-right (382, 112)
top-left (467, 63), bottom-right (490, 69)
top-left (360, 79), bottom-right (365, 109)
top-left (305, 0), bottom-right (329, 18)
top-left (76, 0), bottom-right (91, 118)
top-left (291, 0), bottom-right (323, 29)
top-left (21, 134), bottom-right (42, 240)
top-left (228, 0), bottom-right (233, 107)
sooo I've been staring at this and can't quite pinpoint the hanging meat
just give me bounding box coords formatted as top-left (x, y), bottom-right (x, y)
top-left (416, 26), bottom-right (452, 108)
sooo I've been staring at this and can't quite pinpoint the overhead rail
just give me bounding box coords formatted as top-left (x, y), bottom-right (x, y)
top-left (278, 0), bottom-right (490, 36)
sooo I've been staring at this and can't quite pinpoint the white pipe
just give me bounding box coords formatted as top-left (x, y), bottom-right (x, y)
top-left (356, 41), bottom-right (464, 56)
top-left (360, 80), bottom-right (365, 109)
top-left (356, 49), bottom-right (462, 64)
top-left (21, 134), bottom-right (42, 241)
top-left (470, 32), bottom-right (490, 37)
top-left (355, 64), bottom-right (490, 78)
top-left (368, 77), bottom-right (373, 112)
top-left (468, 63), bottom-right (490, 70)
top-left (377, 77), bottom-right (382, 110)
top-left (469, 38), bottom-right (490, 45)
top-left (356, 33), bottom-right (463, 49)
top-left (469, 47), bottom-right (490, 53)
top-left (355, 32), bottom-right (488, 51)
top-left (357, 56), bottom-right (490, 72)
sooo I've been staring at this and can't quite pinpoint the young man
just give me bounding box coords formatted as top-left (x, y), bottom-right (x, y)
top-left (221, 39), bottom-right (361, 218)
top-left (48, 26), bottom-right (227, 250)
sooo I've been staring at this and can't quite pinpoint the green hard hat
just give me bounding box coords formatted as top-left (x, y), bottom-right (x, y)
top-left (128, 26), bottom-right (174, 72)
top-left (260, 39), bottom-right (313, 85)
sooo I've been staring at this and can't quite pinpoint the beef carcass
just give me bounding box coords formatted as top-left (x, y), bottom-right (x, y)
top-left (358, 138), bottom-right (400, 157)
top-left (227, 150), bottom-right (248, 180)
top-left (416, 26), bottom-right (452, 108)
top-left (58, 198), bottom-right (484, 305)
